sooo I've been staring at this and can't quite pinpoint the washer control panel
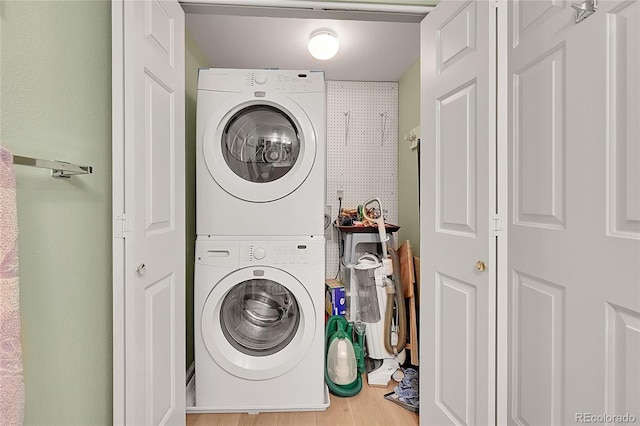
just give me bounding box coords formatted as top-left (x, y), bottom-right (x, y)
top-left (195, 238), bottom-right (324, 267)
top-left (240, 239), bottom-right (323, 266)
top-left (245, 243), bottom-right (308, 264)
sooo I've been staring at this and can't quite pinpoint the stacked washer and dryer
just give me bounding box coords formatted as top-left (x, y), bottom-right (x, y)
top-left (194, 69), bottom-right (328, 413)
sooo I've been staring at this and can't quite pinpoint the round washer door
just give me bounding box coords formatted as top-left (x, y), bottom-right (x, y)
top-left (202, 94), bottom-right (317, 202)
top-left (201, 266), bottom-right (317, 380)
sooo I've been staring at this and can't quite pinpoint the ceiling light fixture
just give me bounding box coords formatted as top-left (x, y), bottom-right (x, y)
top-left (307, 29), bottom-right (339, 60)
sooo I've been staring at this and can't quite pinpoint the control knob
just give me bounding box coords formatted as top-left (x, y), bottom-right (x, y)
top-left (254, 73), bottom-right (267, 85)
top-left (253, 247), bottom-right (266, 260)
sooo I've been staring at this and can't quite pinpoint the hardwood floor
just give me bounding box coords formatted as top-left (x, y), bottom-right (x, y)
top-left (186, 375), bottom-right (419, 426)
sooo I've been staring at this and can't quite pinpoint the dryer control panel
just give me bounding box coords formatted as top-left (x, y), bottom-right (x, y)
top-left (198, 68), bottom-right (325, 94)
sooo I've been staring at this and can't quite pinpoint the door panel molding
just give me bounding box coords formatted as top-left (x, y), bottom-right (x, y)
top-left (513, 43), bottom-right (566, 230)
top-left (513, 0), bottom-right (565, 48)
top-left (436, 79), bottom-right (478, 237)
top-left (435, 273), bottom-right (477, 425)
top-left (144, 70), bottom-right (176, 235)
top-left (437, 0), bottom-right (476, 73)
top-left (511, 271), bottom-right (565, 426)
top-left (605, 303), bottom-right (640, 416)
top-left (606, 0), bottom-right (640, 240)
top-left (144, 273), bottom-right (177, 425)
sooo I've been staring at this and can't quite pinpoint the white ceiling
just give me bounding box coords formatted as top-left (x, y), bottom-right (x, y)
top-left (184, 5), bottom-right (426, 81)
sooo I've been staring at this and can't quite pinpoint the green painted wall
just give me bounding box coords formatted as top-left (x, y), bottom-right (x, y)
top-left (397, 58), bottom-right (421, 256)
top-left (0, 1), bottom-right (112, 425)
top-left (185, 31), bottom-right (210, 371)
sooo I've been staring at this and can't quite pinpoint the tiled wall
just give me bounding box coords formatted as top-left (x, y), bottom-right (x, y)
top-left (325, 81), bottom-right (398, 277)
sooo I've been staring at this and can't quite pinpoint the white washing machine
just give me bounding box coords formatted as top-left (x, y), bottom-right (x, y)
top-left (193, 236), bottom-right (328, 413)
top-left (196, 68), bottom-right (326, 237)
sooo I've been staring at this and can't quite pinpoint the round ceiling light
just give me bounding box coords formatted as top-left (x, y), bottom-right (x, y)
top-left (307, 29), bottom-right (339, 61)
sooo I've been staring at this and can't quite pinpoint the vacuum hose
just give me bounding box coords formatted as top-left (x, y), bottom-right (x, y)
top-left (384, 247), bottom-right (407, 355)
top-left (325, 316), bottom-right (363, 397)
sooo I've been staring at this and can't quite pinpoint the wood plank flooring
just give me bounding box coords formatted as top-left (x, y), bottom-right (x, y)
top-left (186, 375), bottom-right (419, 426)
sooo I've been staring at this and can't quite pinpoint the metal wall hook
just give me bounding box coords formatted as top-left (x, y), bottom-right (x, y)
top-left (379, 112), bottom-right (388, 146)
top-left (571, 0), bottom-right (597, 23)
top-left (344, 111), bottom-right (350, 145)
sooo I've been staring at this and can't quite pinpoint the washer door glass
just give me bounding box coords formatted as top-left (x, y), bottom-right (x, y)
top-left (222, 105), bottom-right (300, 184)
top-left (220, 278), bottom-right (300, 357)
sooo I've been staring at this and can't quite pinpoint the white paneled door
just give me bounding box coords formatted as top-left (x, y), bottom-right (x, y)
top-left (507, 1), bottom-right (640, 424)
top-left (420, 0), bottom-right (639, 425)
top-left (113, 0), bottom-right (186, 424)
top-left (420, 1), bottom-right (495, 424)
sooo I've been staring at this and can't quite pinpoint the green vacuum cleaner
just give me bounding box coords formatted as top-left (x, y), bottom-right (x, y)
top-left (325, 315), bottom-right (366, 397)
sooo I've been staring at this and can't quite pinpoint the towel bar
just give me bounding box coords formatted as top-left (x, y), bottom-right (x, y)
top-left (12, 155), bottom-right (93, 178)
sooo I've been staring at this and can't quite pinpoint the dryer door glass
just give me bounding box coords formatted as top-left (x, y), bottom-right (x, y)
top-left (220, 278), bottom-right (300, 356)
top-left (222, 105), bottom-right (300, 183)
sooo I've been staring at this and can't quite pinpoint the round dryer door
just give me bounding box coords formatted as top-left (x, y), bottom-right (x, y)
top-left (200, 266), bottom-right (317, 380)
top-left (202, 95), bottom-right (317, 202)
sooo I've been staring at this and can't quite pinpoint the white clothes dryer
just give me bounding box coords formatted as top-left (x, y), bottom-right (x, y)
top-left (196, 68), bottom-right (326, 237)
top-left (193, 236), bottom-right (328, 413)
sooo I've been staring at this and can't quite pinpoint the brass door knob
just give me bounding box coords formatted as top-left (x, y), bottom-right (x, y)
top-left (475, 261), bottom-right (487, 272)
